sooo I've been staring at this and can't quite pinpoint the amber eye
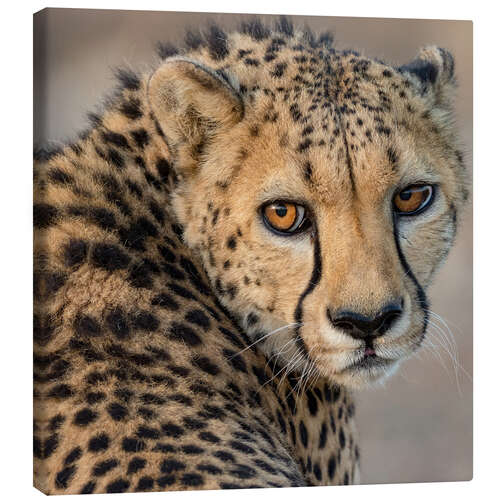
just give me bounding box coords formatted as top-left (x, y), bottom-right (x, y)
top-left (262, 201), bottom-right (309, 235)
top-left (393, 185), bottom-right (434, 215)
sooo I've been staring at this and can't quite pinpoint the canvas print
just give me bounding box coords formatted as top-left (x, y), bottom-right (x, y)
top-left (33, 9), bottom-right (472, 494)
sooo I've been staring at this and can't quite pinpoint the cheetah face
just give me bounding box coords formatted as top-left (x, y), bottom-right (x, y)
top-left (149, 48), bottom-right (468, 389)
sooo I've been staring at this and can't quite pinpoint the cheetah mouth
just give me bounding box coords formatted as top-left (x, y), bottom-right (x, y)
top-left (342, 349), bottom-right (395, 374)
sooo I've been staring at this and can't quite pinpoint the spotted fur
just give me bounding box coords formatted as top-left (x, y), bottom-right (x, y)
top-left (34, 17), bottom-right (467, 493)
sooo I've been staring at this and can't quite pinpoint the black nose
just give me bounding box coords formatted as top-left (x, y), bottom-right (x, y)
top-left (327, 301), bottom-right (403, 340)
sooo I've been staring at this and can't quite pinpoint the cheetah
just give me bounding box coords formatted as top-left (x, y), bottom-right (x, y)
top-left (33, 17), bottom-right (468, 494)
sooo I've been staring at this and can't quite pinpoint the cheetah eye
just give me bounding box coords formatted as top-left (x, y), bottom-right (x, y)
top-left (393, 184), bottom-right (434, 215)
top-left (261, 201), bottom-right (311, 235)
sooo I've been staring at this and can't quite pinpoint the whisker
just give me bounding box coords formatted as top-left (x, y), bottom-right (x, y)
top-left (229, 322), bottom-right (301, 359)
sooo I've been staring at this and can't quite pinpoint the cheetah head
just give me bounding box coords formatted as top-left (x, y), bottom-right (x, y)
top-left (148, 44), bottom-right (468, 389)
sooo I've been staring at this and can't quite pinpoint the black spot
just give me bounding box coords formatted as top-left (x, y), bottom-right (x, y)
top-left (244, 58), bottom-right (260, 66)
top-left (155, 158), bottom-right (173, 182)
top-left (319, 421), bottom-right (328, 449)
top-left (206, 24), bottom-right (228, 60)
top-left (229, 440), bottom-right (256, 455)
top-left (197, 463), bottom-right (223, 475)
top-left (161, 458), bottom-right (185, 474)
top-left (101, 131), bottom-right (131, 150)
top-left (107, 402), bottom-right (128, 421)
top-left (327, 454), bottom-right (337, 479)
top-left (213, 450), bottom-right (235, 462)
top-left (64, 239), bottom-right (88, 267)
top-left (191, 356), bottom-right (220, 375)
top-left (91, 243), bottom-right (131, 271)
top-left (80, 481), bottom-right (96, 494)
top-left (313, 462), bottom-right (323, 481)
top-left (161, 422), bottom-right (184, 438)
top-left (151, 293), bottom-right (179, 311)
top-left (199, 431), bottom-right (220, 443)
top-left (88, 433), bottom-right (109, 452)
top-left (149, 200), bottom-right (165, 225)
top-left (122, 437), bottom-right (146, 452)
top-left (64, 447), bottom-right (82, 465)
top-left (272, 62), bottom-right (287, 78)
top-left (152, 443), bottom-right (176, 453)
top-left (387, 146), bottom-right (399, 167)
top-left (223, 349), bottom-right (247, 373)
top-left (169, 322), bottom-right (202, 346)
top-left (105, 307), bottom-right (130, 339)
top-left (105, 190), bottom-right (131, 217)
top-left (140, 393), bottom-right (166, 405)
top-left (376, 125), bottom-right (392, 136)
top-left (73, 408), bottom-right (98, 426)
top-left (55, 465), bottom-right (76, 489)
top-left (226, 236), bottom-right (237, 250)
top-left (136, 476), bottom-right (154, 491)
top-left (157, 474), bottom-right (176, 488)
top-left (298, 139), bottom-right (312, 152)
top-left (120, 98), bottom-right (143, 120)
top-left (106, 479), bottom-right (130, 494)
top-left (158, 244), bottom-right (176, 263)
top-left (179, 257), bottom-right (211, 295)
top-left (185, 309), bottom-right (210, 330)
top-left (74, 314), bottom-right (101, 337)
top-left (34, 203), bottom-right (59, 228)
top-left (240, 19), bottom-right (270, 40)
top-left (339, 427), bottom-right (346, 449)
top-left (163, 263), bottom-right (185, 281)
top-left (48, 384), bottom-right (74, 399)
top-left (182, 444), bottom-right (204, 454)
top-left (128, 262), bottom-right (154, 289)
top-left (306, 389), bottom-right (318, 416)
top-left (115, 68), bottom-right (140, 90)
top-left (299, 421), bottom-right (308, 447)
top-left (42, 271), bottom-right (67, 296)
top-left (131, 128), bottom-right (149, 148)
top-left (156, 41), bottom-right (179, 59)
top-left (230, 464), bottom-right (257, 479)
top-left (127, 458), bottom-right (146, 475)
top-left (181, 473), bottom-right (204, 487)
top-left (199, 404), bottom-right (225, 420)
top-left (42, 434), bottom-right (59, 458)
top-left (183, 416), bottom-right (206, 430)
top-left (185, 29), bottom-right (203, 49)
top-left (107, 147), bottom-right (125, 169)
top-left (126, 179), bottom-right (143, 198)
top-left (48, 167), bottom-right (73, 185)
top-left (132, 311), bottom-right (159, 331)
top-left (93, 459), bottom-right (119, 477)
top-left (275, 16), bottom-right (294, 36)
top-left (276, 410), bottom-right (286, 434)
top-left (119, 216), bottom-right (158, 251)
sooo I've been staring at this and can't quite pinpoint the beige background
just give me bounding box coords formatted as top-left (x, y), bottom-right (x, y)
top-left (33, 9), bottom-right (473, 485)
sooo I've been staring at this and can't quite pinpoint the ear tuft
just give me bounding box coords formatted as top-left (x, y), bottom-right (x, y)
top-left (399, 46), bottom-right (456, 108)
top-left (147, 57), bottom-right (243, 173)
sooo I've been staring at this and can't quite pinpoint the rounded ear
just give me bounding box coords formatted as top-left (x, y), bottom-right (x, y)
top-left (398, 46), bottom-right (456, 109)
top-left (147, 57), bottom-right (244, 173)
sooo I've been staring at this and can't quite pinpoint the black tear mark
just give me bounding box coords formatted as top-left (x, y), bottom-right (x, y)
top-left (293, 232), bottom-right (322, 358)
top-left (392, 213), bottom-right (428, 344)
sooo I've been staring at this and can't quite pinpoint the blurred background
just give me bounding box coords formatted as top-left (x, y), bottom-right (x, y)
top-left (33, 9), bottom-right (472, 485)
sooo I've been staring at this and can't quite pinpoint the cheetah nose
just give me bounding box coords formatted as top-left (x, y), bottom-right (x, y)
top-left (327, 300), bottom-right (403, 340)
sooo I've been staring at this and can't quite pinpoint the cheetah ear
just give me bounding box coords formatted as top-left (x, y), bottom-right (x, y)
top-left (147, 57), bottom-right (244, 174)
top-left (398, 46), bottom-right (456, 109)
